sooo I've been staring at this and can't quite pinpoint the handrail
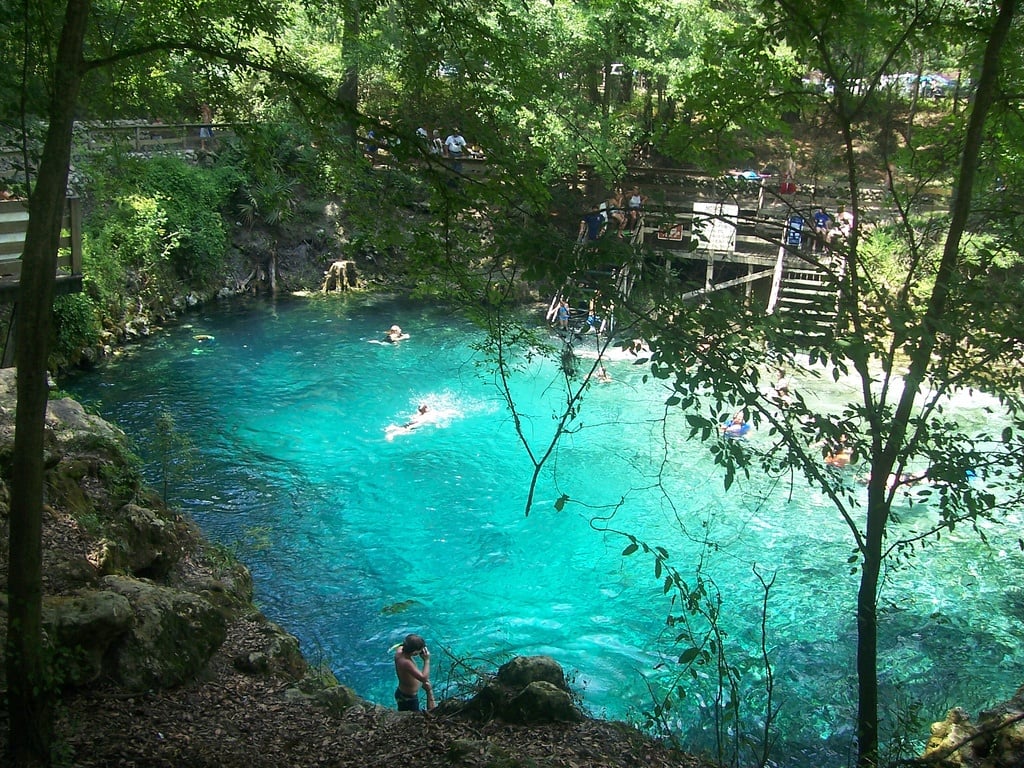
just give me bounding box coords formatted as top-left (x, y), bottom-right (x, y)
top-left (0, 196), bottom-right (82, 282)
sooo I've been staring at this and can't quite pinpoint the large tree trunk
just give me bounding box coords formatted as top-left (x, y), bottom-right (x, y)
top-left (852, 1), bottom-right (1016, 765)
top-left (6, 0), bottom-right (90, 764)
top-left (337, 0), bottom-right (361, 145)
top-left (856, 498), bottom-right (886, 768)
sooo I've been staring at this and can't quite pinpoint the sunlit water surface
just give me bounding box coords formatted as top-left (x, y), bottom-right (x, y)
top-left (62, 295), bottom-right (1024, 767)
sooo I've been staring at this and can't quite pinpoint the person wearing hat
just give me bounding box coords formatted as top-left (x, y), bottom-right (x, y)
top-left (393, 634), bottom-right (435, 711)
top-left (384, 324), bottom-right (408, 343)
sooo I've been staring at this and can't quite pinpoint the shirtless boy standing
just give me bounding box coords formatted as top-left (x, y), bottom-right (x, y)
top-left (393, 634), bottom-right (435, 711)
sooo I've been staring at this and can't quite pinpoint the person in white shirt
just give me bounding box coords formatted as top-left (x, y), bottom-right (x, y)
top-left (445, 129), bottom-right (467, 158)
top-left (444, 129), bottom-right (467, 174)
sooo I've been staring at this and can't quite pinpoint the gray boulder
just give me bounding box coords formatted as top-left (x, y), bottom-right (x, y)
top-left (101, 575), bottom-right (226, 691)
top-left (496, 655), bottom-right (568, 690)
top-left (458, 655), bottom-right (583, 724)
top-left (43, 590), bottom-right (134, 686)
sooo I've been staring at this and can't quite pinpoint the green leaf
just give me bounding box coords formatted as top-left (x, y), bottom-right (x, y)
top-left (622, 542), bottom-right (639, 556)
top-left (678, 647), bottom-right (701, 665)
top-left (553, 493), bottom-right (569, 511)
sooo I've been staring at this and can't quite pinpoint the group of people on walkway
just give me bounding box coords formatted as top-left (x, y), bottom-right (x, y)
top-left (577, 186), bottom-right (647, 242)
top-left (414, 126), bottom-right (484, 169)
top-left (809, 204), bottom-right (855, 254)
top-left (550, 293), bottom-right (611, 338)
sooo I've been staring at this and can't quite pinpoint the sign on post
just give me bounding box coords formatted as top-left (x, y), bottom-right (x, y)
top-left (785, 215), bottom-right (804, 248)
top-left (692, 202), bottom-right (738, 252)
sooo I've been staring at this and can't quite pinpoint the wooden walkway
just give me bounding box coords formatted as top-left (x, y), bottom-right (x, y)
top-left (0, 197), bottom-right (83, 300)
top-left (561, 167), bottom-right (874, 341)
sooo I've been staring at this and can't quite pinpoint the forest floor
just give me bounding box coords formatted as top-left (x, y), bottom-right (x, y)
top-left (1, 614), bottom-right (716, 768)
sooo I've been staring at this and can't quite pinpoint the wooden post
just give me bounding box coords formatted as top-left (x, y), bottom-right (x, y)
top-left (69, 196), bottom-right (82, 276)
top-left (766, 241), bottom-right (786, 314)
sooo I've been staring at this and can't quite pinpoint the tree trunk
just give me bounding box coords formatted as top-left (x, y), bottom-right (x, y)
top-left (337, 0), bottom-right (361, 145)
top-left (852, 2), bottom-right (1017, 766)
top-left (6, 0), bottom-right (90, 765)
top-left (856, 498), bottom-right (886, 768)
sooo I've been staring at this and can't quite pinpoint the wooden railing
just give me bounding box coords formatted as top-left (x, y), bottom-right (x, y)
top-left (78, 122), bottom-right (233, 153)
top-left (0, 196), bottom-right (83, 298)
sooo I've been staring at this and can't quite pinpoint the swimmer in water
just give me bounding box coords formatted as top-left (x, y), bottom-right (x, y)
top-left (402, 403), bottom-right (429, 428)
top-left (720, 411), bottom-right (750, 439)
top-left (386, 403), bottom-right (431, 441)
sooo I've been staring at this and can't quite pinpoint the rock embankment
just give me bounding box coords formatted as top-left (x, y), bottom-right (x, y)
top-left (0, 368), bottom-right (709, 767)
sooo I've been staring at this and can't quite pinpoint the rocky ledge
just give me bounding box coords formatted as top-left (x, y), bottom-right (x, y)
top-left (0, 368), bottom-right (710, 767)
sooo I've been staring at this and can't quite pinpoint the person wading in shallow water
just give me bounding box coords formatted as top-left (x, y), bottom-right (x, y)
top-left (393, 634), bottom-right (435, 711)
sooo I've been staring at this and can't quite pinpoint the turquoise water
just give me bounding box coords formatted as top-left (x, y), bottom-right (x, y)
top-left (62, 294), bottom-right (1024, 766)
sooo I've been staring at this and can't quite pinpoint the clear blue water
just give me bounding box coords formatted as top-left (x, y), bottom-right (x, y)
top-left (62, 294), bottom-right (1024, 766)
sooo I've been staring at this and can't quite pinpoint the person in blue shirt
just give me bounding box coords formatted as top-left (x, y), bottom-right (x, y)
top-left (812, 207), bottom-right (832, 254)
top-left (721, 411), bottom-right (751, 439)
top-left (577, 205), bottom-right (606, 242)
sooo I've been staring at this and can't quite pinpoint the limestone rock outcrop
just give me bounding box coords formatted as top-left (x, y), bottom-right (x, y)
top-left (99, 574), bottom-right (228, 690)
top-left (42, 589), bottom-right (134, 686)
top-left (921, 685), bottom-right (1024, 768)
top-left (0, 367), bottom-right (334, 702)
top-left (453, 655), bottom-right (584, 724)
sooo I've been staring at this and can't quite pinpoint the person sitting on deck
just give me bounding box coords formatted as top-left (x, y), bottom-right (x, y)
top-left (829, 205), bottom-right (854, 245)
top-left (605, 189), bottom-right (628, 237)
top-left (811, 207), bottom-right (832, 254)
top-left (626, 186), bottom-right (647, 232)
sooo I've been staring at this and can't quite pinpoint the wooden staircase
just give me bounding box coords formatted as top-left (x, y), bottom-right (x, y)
top-left (772, 260), bottom-right (842, 344)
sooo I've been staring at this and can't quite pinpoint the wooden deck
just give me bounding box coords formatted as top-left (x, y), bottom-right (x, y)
top-left (0, 197), bottom-right (83, 299)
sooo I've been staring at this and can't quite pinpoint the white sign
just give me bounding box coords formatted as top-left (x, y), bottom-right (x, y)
top-left (692, 202), bottom-right (738, 252)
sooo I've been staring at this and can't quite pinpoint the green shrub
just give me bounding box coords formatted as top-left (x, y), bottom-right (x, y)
top-left (131, 156), bottom-right (232, 285)
top-left (52, 292), bottom-right (101, 363)
top-left (84, 192), bottom-right (177, 319)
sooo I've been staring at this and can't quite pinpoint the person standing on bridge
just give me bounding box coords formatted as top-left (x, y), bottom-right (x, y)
top-left (199, 103), bottom-right (214, 151)
top-left (445, 128), bottom-right (467, 173)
